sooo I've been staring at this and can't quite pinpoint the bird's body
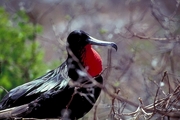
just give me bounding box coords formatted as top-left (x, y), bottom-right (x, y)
top-left (0, 30), bottom-right (117, 119)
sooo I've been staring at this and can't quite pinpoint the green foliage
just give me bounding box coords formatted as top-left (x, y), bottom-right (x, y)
top-left (0, 7), bottom-right (48, 99)
top-left (99, 28), bottom-right (108, 34)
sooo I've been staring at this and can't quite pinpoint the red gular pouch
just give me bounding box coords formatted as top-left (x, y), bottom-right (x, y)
top-left (81, 44), bottom-right (102, 77)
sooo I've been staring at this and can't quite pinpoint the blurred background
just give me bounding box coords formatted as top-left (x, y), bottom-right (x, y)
top-left (0, 0), bottom-right (180, 119)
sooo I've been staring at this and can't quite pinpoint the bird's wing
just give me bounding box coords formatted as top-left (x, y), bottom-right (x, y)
top-left (0, 62), bottom-right (70, 110)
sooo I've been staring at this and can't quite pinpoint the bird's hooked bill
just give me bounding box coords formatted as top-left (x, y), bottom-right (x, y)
top-left (88, 36), bottom-right (118, 51)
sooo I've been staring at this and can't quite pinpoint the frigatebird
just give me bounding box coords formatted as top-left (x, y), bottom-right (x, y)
top-left (0, 30), bottom-right (117, 119)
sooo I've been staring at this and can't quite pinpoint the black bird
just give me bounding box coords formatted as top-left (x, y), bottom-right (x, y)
top-left (0, 30), bottom-right (117, 119)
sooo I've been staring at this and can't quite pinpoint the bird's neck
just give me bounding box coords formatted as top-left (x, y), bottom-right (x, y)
top-left (81, 45), bottom-right (102, 77)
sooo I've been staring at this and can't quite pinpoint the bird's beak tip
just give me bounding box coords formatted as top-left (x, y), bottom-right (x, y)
top-left (111, 43), bottom-right (118, 51)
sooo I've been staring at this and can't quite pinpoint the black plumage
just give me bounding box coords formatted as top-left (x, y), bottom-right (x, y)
top-left (0, 30), bottom-right (117, 120)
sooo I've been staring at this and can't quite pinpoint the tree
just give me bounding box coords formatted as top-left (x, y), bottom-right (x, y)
top-left (0, 7), bottom-right (48, 99)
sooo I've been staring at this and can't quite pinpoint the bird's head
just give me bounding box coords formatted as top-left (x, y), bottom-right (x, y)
top-left (67, 30), bottom-right (117, 78)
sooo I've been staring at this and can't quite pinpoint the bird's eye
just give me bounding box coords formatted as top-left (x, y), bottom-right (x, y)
top-left (77, 38), bottom-right (81, 43)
